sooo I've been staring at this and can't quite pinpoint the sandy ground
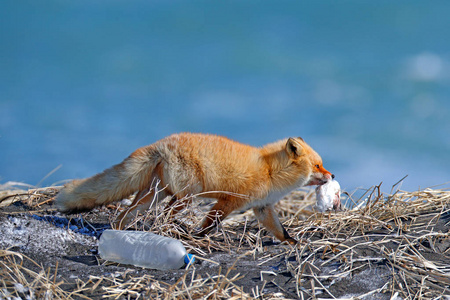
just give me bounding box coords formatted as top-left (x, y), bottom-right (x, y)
top-left (0, 186), bottom-right (449, 299)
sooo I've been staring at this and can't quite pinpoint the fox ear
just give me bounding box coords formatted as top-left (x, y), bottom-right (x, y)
top-left (286, 137), bottom-right (303, 158)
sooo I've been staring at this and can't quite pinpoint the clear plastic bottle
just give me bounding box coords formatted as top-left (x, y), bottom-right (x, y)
top-left (98, 230), bottom-right (194, 270)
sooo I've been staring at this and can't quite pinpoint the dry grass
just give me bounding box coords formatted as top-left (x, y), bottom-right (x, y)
top-left (1, 182), bottom-right (449, 299)
top-left (0, 249), bottom-right (83, 300)
top-left (286, 185), bottom-right (450, 299)
top-left (78, 252), bottom-right (259, 300)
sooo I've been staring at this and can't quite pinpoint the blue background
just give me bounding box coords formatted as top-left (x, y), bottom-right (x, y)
top-left (1, 1), bottom-right (449, 195)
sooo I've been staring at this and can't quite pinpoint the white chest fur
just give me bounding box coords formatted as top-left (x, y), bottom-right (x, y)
top-left (264, 186), bottom-right (296, 205)
top-left (246, 184), bottom-right (298, 209)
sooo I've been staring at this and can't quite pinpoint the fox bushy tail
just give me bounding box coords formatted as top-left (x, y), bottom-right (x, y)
top-left (55, 149), bottom-right (158, 212)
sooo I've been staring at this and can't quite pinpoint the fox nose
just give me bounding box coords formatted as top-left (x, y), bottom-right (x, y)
top-left (331, 174), bottom-right (335, 179)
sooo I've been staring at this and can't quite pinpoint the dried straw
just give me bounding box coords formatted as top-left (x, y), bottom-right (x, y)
top-left (1, 183), bottom-right (449, 299)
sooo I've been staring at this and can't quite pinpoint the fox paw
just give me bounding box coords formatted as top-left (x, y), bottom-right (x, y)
top-left (284, 238), bottom-right (298, 245)
top-left (192, 227), bottom-right (209, 238)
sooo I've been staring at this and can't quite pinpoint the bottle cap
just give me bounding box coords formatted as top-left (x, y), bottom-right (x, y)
top-left (184, 254), bottom-right (195, 266)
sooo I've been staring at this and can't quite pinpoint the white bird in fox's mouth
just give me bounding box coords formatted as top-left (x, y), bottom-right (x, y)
top-left (315, 179), bottom-right (341, 212)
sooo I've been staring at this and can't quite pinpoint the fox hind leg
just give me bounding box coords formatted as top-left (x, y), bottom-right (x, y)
top-left (114, 187), bottom-right (157, 229)
top-left (163, 195), bottom-right (195, 217)
top-left (115, 182), bottom-right (173, 230)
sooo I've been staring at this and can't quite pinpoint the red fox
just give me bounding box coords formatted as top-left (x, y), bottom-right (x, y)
top-left (56, 133), bottom-right (333, 244)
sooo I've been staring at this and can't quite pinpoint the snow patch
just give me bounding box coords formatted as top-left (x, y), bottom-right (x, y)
top-left (0, 215), bottom-right (97, 257)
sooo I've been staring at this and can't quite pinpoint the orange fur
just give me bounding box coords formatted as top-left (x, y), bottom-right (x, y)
top-left (56, 133), bottom-right (333, 243)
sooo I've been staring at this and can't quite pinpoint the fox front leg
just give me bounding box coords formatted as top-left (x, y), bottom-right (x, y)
top-left (253, 205), bottom-right (297, 245)
top-left (196, 196), bottom-right (246, 237)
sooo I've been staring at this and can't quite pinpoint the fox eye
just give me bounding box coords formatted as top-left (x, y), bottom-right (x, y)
top-left (315, 164), bottom-right (320, 169)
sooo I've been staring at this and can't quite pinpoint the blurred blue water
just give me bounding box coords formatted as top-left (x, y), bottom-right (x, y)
top-left (1, 1), bottom-right (449, 195)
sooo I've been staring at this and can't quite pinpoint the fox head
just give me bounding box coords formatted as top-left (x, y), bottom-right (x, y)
top-left (285, 137), bottom-right (334, 186)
